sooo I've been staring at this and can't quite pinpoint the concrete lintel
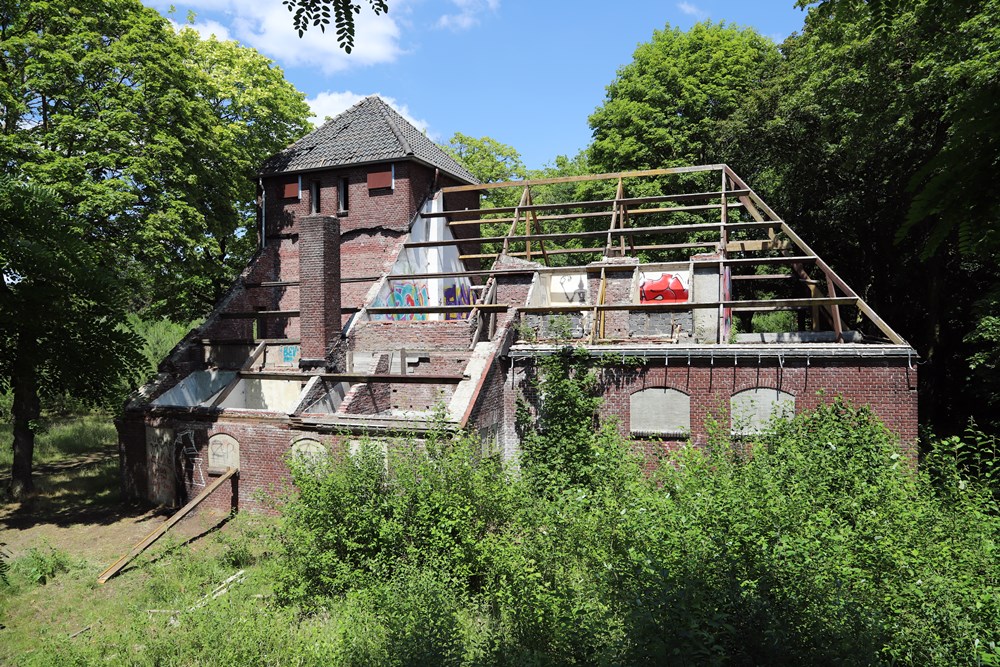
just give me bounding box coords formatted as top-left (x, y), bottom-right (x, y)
top-left (507, 343), bottom-right (918, 361)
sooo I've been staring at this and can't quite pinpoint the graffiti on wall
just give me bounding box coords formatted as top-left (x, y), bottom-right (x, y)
top-left (443, 282), bottom-right (472, 320)
top-left (639, 272), bottom-right (689, 303)
top-left (549, 274), bottom-right (588, 304)
top-left (372, 280), bottom-right (430, 321)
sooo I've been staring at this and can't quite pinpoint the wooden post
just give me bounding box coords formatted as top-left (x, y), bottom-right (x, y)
top-left (612, 178), bottom-right (625, 257)
top-left (825, 271), bottom-right (844, 342)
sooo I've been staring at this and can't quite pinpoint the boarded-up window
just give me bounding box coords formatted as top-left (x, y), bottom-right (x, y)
top-left (731, 388), bottom-right (795, 435)
top-left (291, 438), bottom-right (327, 464)
top-left (282, 180), bottom-right (300, 199)
top-left (630, 388), bottom-right (690, 437)
top-left (367, 167), bottom-right (393, 190)
top-left (208, 434), bottom-right (240, 474)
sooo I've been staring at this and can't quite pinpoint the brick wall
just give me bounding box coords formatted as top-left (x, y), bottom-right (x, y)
top-left (349, 319), bottom-right (474, 351)
top-left (510, 354), bottom-right (919, 468)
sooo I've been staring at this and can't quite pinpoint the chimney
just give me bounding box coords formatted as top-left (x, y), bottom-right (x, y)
top-left (298, 215), bottom-right (341, 368)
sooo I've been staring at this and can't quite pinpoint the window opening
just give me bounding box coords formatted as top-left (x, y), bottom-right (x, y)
top-left (338, 177), bottom-right (349, 212)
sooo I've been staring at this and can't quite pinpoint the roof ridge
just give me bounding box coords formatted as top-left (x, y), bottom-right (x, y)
top-left (372, 96), bottom-right (413, 157)
top-left (260, 95), bottom-right (478, 184)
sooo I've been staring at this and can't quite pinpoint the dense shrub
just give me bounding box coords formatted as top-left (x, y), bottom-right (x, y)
top-left (273, 399), bottom-right (1000, 666)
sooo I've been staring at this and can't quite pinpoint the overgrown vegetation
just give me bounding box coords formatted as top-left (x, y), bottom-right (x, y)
top-left (2, 391), bottom-right (998, 664)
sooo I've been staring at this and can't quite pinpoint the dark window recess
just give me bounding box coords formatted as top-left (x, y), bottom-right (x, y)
top-left (338, 177), bottom-right (349, 212)
top-left (310, 181), bottom-right (321, 214)
top-left (367, 168), bottom-right (392, 190)
top-left (282, 181), bottom-right (299, 199)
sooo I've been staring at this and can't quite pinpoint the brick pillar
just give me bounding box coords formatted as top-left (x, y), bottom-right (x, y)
top-left (589, 258), bottom-right (638, 340)
top-left (298, 215), bottom-right (341, 368)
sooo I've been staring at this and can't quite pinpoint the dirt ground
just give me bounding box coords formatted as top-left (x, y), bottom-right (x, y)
top-left (1, 445), bottom-right (230, 568)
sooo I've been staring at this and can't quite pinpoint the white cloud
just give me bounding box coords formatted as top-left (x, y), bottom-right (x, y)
top-left (148, 0), bottom-right (402, 73)
top-left (436, 0), bottom-right (500, 31)
top-left (677, 1), bottom-right (707, 19)
top-left (169, 18), bottom-right (232, 41)
top-left (307, 91), bottom-right (433, 138)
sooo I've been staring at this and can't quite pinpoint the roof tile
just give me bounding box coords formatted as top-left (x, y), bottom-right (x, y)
top-left (261, 96), bottom-right (478, 184)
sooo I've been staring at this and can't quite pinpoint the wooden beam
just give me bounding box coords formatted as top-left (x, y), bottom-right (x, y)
top-left (219, 310), bottom-right (299, 319)
top-left (776, 221), bottom-right (906, 345)
top-left (461, 241), bottom-right (718, 261)
top-left (239, 371), bottom-right (467, 384)
top-left (730, 273), bottom-right (795, 281)
top-left (242, 280), bottom-right (300, 288)
top-left (445, 200), bottom-right (745, 227)
top-left (439, 164), bottom-right (727, 193)
top-left (365, 304), bottom-right (509, 314)
top-left (518, 297), bottom-right (856, 314)
top-left (429, 189), bottom-right (750, 220)
top-left (725, 239), bottom-right (791, 253)
top-left (825, 270), bottom-right (844, 343)
top-left (410, 220), bottom-right (779, 250)
top-left (97, 467), bottom-right (238, 584)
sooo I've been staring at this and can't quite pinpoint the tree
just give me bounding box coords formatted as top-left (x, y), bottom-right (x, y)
top-left (588, 21), bottom-right (781, 173)
top-left (1, 177), bottom-right (141, 498)
top-left (0, 0), bottom-right (311, 495)
top-left (0, 3), bottom-right (311, 322)
top-left (282, 0), bottom-right (388, 50)
top-left (165, 27), bottom-right (312, 318)
top-left (727, 0), bottom-right (1000, 434)
top-left (443, 132), bottom-right (527, 209)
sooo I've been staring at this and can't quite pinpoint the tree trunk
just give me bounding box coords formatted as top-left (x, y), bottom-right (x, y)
top-left (8, 354), bottom-right (40, 500)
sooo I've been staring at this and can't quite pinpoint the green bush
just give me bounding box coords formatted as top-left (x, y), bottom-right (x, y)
top-left (276, 431), bottom-right (517, 609)
top-left (12, 545), bottom-right (76, 586)
top-left (272, 398), bottom-right (1000, 665)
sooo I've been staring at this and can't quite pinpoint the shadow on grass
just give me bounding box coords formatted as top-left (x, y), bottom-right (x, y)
top-left (0, 443), bottom-right (158, 530)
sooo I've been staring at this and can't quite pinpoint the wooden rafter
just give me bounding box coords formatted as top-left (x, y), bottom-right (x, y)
top-left (361, 165), bottom-right (909, 346)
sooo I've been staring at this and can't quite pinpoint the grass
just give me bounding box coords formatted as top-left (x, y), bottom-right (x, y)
top-left (0, 413), bottom-right (117, 470)
top-left (0, 513), bottom-right (293, 666)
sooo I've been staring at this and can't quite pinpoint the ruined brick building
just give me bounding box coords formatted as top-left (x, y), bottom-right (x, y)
top-left (117, 96), bottom-right (918, 511)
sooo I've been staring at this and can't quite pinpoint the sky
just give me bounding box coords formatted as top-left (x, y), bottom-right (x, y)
top-left (146, 0), bottom-right (808, 170)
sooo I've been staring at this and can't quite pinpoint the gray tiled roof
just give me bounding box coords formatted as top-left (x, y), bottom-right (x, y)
top-left (261, 96), bottom-right (479, 184)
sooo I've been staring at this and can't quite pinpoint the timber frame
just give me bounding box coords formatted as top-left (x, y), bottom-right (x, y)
top-left (373, 164), bottom-right (906, 346)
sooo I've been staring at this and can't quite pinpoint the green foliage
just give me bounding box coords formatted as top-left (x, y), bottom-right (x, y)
top-left (516, 347), bottom-right (628, 493)
top-left (2, 403), bottom-right (996, 665)
top-left (714, 0), bottom-right (1000, 432)
top-left (11, 545), bottom-right (76, 586)
top-left (1, 1), bottom-right (312, 321)
top-left (443, 132), bottom-right (527, 210)
top-left (126, 314), bottom-right (197, 387)
top-left (282, 0), bottom-right (389, 49)
top-left (589, 21), bottom-right (780, 172)
top-left (751, 309), bottom-right (797, 333)
top-left (268, 398), bottom-right (1000, 665)
top-left (0, 415), bottom-right (116, 468)
top-left (276, 432), bottom-right (516, 608)
top-left (0, 543), bottom-right (9, 586)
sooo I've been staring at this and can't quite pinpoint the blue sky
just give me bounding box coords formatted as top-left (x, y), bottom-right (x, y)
top-left (147, 0), bottom-right (808, 170)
